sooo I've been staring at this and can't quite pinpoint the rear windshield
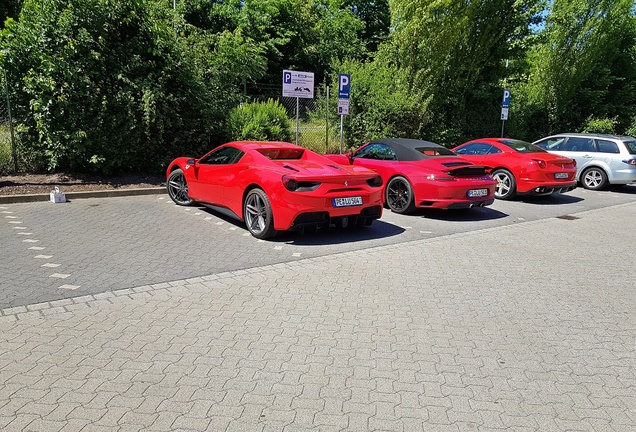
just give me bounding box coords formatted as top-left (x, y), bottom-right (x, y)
top-left (624, 141), bottom-right (636, 154)
top-left (415, 146), bottom-right (456, 157)
top-left (258, 148), bottom-right (304, 160)
top-left (500, 139), bottom-right (546, 153)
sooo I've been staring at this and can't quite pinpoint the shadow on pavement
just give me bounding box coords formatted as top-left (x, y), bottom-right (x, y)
top-left (409, 206), bottom-right (508, 222)
top-left (197, 206), bottom-right (406, 245)
top-left (519, 193), bottom-right (584, 205)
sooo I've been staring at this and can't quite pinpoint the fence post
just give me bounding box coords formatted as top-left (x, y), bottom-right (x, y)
top-left (3, 67), bottom-right (18, 173)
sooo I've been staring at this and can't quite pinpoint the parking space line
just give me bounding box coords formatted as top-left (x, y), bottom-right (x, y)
top-left (49, 273), bottom-right (70, 278)
top-left (41, 263), bottom-right (61, 268)
top-left (28, 246), bottom-right (46, 250)
top-left (12, 226), bottom-right (27, 230)
top-left (16, 232), bottom-right (33, 235)
top-left (8, 221), bottom-right (22, 224)
top-left (59, 284), bottom-right (80, 290)
top-left (5, 215), bottom-right (18, 219)
top-left (34, 255), bottom-right (53, 259)
top-left (22, 239), bottom-right (39, 243)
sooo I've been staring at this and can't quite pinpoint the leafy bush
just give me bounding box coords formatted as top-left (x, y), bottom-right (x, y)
top-left (335, 59), bottom-right (430, 150)
top-left (581, 116), bottom-right (617, 134)
top-left (227, 99), bottom-right (292, 142)
top-left (0, 0), bottom-right (251, 174)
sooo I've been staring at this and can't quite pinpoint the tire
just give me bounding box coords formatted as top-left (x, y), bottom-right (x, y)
top-left (243, 188), bottom-right (277, 239)
top-left (491, 169), bottom-right (516, 200)
top-left (167, 168), bottom-right (193, 206)
top-left (581, 167), bottom-right (608, 190)
top-left (386, 176), bottom-right (416, 214)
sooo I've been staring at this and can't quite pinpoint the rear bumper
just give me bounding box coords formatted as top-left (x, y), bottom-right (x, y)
top-left (518, 184), bottom-right (577, 196)
top-left (288, 205), bottom-right (383, 231)
top-left (417, 198), bottom-right (495, 209)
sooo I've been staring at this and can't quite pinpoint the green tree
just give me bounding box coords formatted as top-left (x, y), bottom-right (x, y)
top-left (0, 0), bottom-right (249, 173)
top-left (388, 0), bottom-right (542, 145)
top-left (520, 0), bottom-right (636, 137)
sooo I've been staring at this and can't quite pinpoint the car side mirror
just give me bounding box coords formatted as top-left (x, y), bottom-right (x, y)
top-left (187, 158), bottom-right (196, 166)
top-left (347, 152), bottom-right (355, 164)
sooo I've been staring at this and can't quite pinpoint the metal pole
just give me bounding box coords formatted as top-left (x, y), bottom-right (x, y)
top-left (325, 85), bottom-right (329, 153)
top-left (3, 68), bottom-right (18, 172)
top-left (295, 97), bottom-right (299, 145)
top-left (501, 120), bottom-right (505, 138)
top-left (339, 115), bottom-right (344, 154)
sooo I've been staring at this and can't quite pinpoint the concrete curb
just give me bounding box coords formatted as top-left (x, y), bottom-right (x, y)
top-left (0, 186), bottom-right (166, 204)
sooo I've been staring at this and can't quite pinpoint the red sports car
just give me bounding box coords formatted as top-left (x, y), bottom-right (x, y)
top-left (166, 141), bottom-right (384, 239)
top-left (452, 138), bottom-right (577, 200)
top-left (325, 138), bottom-right (497, 214)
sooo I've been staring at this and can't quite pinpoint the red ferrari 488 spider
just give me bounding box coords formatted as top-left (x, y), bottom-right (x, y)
top-left (166, 141), bottom-right (384, 239)
top-left (452, 138), bottom-right (577, 200)
top-left (325, 138), bottom-right (497, 214)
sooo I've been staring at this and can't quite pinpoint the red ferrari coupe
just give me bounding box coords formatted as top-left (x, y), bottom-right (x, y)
top-left (325, 138), bottom-right (497, 214)
top-left (166, 141), bottom-right (384, 239)
top-left (452, 138), bottom-right (577, 200)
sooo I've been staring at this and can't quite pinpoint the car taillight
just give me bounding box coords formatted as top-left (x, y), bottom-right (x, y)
top-left (426, 174), bottom-right (456, 181)
top-left (366, 175), bottom-right (383, 187)
top-left (532, 159), bottom-right (547, 169)
top-left (282, 175), bottom-right (298, 191)
top-left (623, 159), bottom-right (636, 166)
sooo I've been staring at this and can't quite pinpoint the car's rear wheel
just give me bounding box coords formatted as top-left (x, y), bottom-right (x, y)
top-left (244, 188), bottom-right (277, 239)
top-left (581, 167), bottom-right (608, 190)
top-left (167, 168), bottom-right (193, 206)
top-left (386, 176), bottom-right (416, 214)
top-left (492, 169), bottom-right (516, 200)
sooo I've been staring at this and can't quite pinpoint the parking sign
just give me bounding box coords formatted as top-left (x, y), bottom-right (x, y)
top-left (338, 74), bottom-right (350, 99)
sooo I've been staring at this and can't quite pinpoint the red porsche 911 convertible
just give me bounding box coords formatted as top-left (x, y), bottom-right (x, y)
top-left (166, 141), bottom-right (384, 239)
top-left (325, 138), bottom-right (497, 214)
top-left (452, 138), bottom-right (577, 200)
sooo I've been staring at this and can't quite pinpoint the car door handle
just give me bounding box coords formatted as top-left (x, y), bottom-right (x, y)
top-left (582, 155), bottom-right (593, 158)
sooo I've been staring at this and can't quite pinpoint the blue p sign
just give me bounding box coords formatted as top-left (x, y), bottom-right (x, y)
top-left (339, 74), bottom-right (350, 99)
top-left (502, 89), bottom-right (511, 107)
top-left (284, 71), bottom-right (292, 84)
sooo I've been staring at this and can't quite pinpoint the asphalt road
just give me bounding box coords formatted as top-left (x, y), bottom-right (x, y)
top-left (1, 185), bottom-right (635, 309)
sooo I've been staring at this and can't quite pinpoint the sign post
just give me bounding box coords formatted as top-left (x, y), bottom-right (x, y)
top-left (501, 89), bottom-right (510, 138)
top-left (338, 74), bottom-right (350, 154)
top-left (282, 70), bottom-right (315, 145)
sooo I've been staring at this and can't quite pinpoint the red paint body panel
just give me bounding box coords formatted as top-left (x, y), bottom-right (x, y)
top-left (452, 138), bottom-right (577, 195)
top-left (166, 141), bottom-right (383, 231)
top-left (326, 152), bottom-right (497, 209)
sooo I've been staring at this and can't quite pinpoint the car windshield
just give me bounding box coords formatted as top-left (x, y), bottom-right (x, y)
top-left (414, 146), bottom-right (456, 157)
top-left (258, 148), bottom-right (304, 160)
top-left (500, 139), bottom-right (546, 153)
top-left (624, 141), bottom-right (636, 154)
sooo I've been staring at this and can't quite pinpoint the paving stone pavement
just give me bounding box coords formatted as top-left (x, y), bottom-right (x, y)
top-left (1, 202), bottom-right (635, 431)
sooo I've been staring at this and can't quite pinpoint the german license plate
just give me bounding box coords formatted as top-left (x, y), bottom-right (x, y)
top-left (467, 189), bottom-right (488, 197)
top-left (332, 196), bottom-right (363, 207)
top-left (554, 172), bottom-right (569, 179)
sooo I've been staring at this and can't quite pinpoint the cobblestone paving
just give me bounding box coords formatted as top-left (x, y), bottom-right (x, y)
top-left (1, 203), bottom-right (635, 431)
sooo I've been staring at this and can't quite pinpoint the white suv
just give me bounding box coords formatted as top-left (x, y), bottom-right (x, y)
top-left (533, 133), bottom-right (636, 190)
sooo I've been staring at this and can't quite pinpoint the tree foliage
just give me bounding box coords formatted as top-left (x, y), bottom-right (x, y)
top-left (516, 0), bottom-right (636, 137)
top-left (388, 0), bottom-right (543, 145)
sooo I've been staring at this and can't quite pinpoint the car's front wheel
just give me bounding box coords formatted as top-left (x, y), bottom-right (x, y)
top-left (492, 169), bottom-right (516, 200)
top-left (244, 188), bottom-right (277, 239)
top-left (167, 168), bottom-right (193, 206)
top-left (386, 176), bottom-right (416, 214)
top-left (581, 167), bottom-right (608, 190)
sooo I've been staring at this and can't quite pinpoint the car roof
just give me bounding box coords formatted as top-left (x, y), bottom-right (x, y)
top-left (367, 138), bottom-right (451, 161)
top-left (540, 133), bottom-right (635, 141)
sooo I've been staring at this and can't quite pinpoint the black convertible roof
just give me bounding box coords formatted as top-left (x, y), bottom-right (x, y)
top-left (367, 138), bottom-right (455, 161)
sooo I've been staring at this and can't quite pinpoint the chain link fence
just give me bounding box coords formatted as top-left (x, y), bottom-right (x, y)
top-left (246, 83), bottom-right (344, 154)
top-left (1, 67), bottom-right (18, 175)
